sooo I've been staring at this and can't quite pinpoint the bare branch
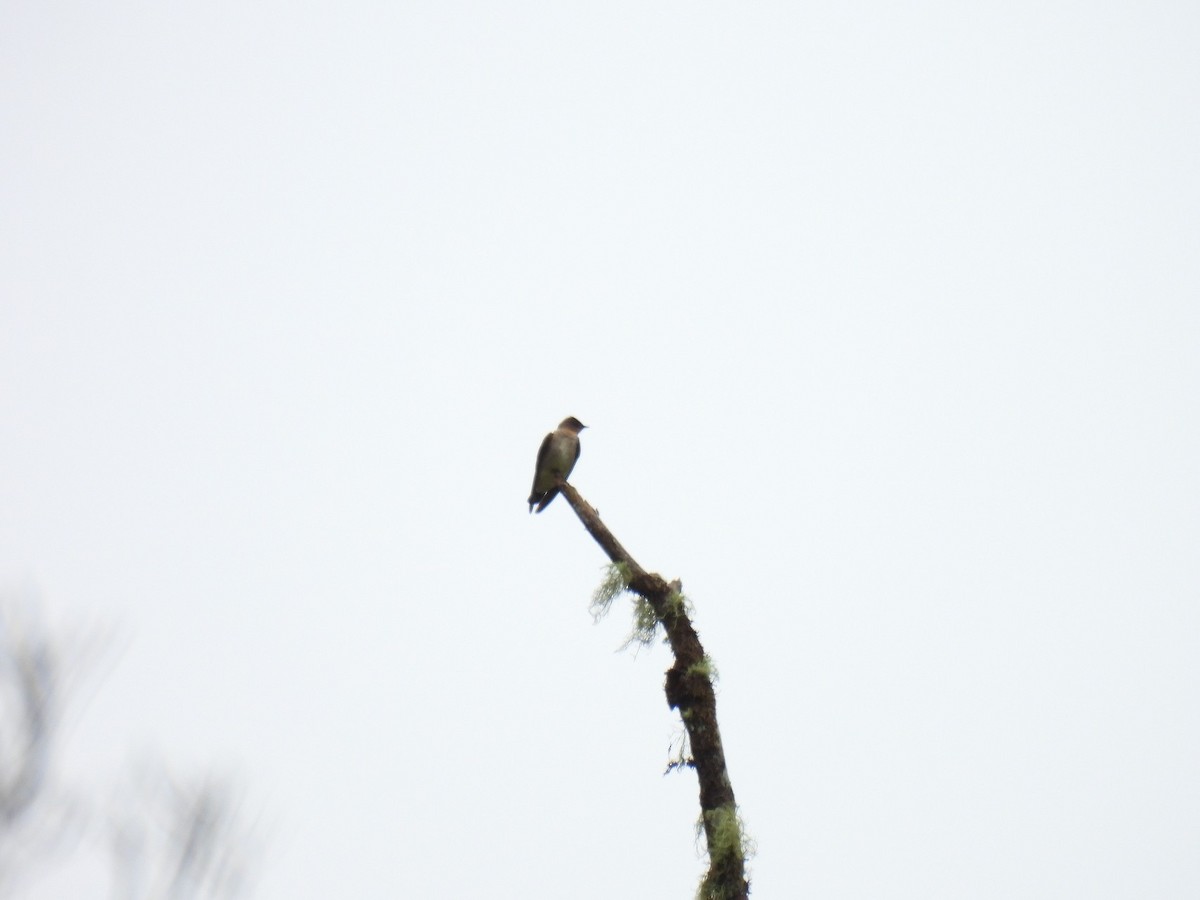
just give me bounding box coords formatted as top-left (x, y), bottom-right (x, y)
top-left (557, 481), bottom-right (751, 900)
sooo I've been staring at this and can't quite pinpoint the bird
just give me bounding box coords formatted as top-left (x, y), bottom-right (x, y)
top-left (528, 416), bottom-right (587, 513)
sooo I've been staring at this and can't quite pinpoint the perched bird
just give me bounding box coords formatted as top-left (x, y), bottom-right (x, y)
top-left (528, 416), bottom-right (587, 513)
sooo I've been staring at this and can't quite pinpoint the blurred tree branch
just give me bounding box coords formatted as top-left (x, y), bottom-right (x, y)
top-left (111, 767), bottom-right (253, 900)
top-left (0, 605), bottom-right (78, 897)
top-left (0, 598), bottom-right (255, 900)
top-left (0, 613), bottom-right (54, 828)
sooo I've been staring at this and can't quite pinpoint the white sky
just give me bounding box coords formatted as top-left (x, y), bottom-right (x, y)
top-left (2, 2), bottom-right (1198, 897)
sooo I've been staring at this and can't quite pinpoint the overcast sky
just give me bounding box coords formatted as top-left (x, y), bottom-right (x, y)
top-left (2, 2), bottom-right (1198, 898)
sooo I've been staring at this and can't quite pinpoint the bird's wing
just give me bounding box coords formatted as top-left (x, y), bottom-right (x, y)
top-left (530, 431), bottom-right (554, 494)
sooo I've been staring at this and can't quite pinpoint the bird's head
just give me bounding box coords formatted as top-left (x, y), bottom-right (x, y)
top-left (559, 416), bottom-right (587, 433)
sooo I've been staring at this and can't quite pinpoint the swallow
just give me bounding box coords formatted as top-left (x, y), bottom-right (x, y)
top-left (528, 417), bottom-right (586, 513)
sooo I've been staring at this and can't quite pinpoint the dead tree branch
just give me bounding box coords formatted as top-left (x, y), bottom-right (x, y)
top-left (558, 481), bottom-right (750, 900)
